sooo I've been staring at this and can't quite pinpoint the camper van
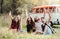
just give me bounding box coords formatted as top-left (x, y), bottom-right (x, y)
top-left (29, 5), bottom-right (60, 24)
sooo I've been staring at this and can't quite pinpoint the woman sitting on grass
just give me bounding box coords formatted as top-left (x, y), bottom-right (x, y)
top-left (9, 11), bottom-right (22, 32)
top-left (26, 16), bottom-right (35, 33)
top-left (34, 12), bottom-right (54, 35)
top-left (43, 17), bottom-right (55, 34)
top-left (41, 12), bottom-right (53, 35)
top-left (34, 17), bottom-right (43, 34)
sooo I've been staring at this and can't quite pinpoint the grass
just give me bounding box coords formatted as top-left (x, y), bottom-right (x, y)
top-left (0, 15), bottom-right (60, 39)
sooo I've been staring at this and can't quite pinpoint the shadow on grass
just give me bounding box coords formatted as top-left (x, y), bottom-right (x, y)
top-left (53, 26), bottom-right (60, 28)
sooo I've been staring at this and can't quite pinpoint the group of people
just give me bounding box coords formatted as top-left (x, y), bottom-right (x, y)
top-left (26, 12), bottom-right (55, 35)
top-left (9, 11), bottom-right (55, 35)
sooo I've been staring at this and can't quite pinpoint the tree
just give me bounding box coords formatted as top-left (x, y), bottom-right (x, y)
top-left (0, 0), bottom-right (3, 13)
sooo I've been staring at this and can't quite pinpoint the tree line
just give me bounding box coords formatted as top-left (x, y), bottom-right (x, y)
top-left (0, 0), bottom-right (36, 14)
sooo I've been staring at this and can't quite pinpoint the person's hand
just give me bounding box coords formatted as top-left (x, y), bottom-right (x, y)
top-left (9, 11), bottom-right (11, 16)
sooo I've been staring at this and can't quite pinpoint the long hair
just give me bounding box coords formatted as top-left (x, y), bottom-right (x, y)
top-left (27, 17), bottom-right (35, 27)
top-left (34, 17), bottom-right (40, 22)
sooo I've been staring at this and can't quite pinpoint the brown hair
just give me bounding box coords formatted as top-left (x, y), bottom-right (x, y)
top-left (34, 17), bottom-right (40, 22)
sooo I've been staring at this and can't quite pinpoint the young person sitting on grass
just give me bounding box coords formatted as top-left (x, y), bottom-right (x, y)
top-left (9, 10), bottom-right (22, 32)
top-left (26, 16), bottom-right (35, 33)
top-left (34, 17), bottom-right (43, 34)
top-left (41, 12), bottom-right (55, 35)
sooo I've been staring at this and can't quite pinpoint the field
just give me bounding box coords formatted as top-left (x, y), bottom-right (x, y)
top-left (0, 14), bottom-right (60, 39)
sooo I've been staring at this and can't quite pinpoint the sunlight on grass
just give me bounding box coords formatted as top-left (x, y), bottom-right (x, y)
top-left (0, 27), bottom-right (60, 39)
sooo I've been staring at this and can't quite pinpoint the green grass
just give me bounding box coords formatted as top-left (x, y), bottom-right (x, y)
top-left (0, 15), bottom-right (60, 39)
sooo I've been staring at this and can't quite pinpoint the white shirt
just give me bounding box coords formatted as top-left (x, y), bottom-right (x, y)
top-left (35, 21), bottom-right (43, 33)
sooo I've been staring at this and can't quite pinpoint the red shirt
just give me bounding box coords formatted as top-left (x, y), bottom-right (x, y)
top-left (10, 19), bottom-right (20, 31)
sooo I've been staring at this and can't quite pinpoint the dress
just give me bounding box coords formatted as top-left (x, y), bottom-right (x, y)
top-left (11, 19), bottom-right (20, 31)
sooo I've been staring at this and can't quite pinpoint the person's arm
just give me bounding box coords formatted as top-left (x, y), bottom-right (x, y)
top-left (48, 12), bottom-right (51, 23)
top-left (26, 16), bottom-right (29, 26)
top-left (19, 16), bottom-right (22, 30)
top-left (9, 11), bottom-right (14, 19)
top-left (43, 11), bottom-right (45, 18)
top-left (26, 18), bottom-right (28, 26)
top-left (43, 8), bottom-right (46, 18)
top-left (9, 11), bottom-right (13, 30)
